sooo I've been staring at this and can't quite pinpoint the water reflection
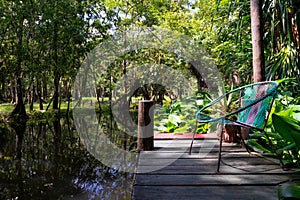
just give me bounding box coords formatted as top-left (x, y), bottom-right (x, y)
top-left (0, 114), bottom-right (134, 199)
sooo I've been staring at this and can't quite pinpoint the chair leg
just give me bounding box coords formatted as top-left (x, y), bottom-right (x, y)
top-left (240, 134), bottom-right (251, 154)
top-left (217, 119), bottom-right (224, 173)
top-left (264, 131), bottom-right (284, 167)
top-left (189, 121), bottom-right (198, 155)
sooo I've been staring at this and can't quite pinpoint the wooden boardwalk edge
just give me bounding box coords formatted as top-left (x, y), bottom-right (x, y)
top-left (132, 139), bottom-right (300, 200)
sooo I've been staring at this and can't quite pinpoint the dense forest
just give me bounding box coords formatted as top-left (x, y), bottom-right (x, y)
top-left (0, 0), bottom-right (300, 198)
top-left (0, 0), bottom-right (299, 117)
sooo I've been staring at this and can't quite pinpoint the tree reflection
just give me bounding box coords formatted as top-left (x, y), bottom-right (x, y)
top-left (0, 116), bottom-right (134, 199)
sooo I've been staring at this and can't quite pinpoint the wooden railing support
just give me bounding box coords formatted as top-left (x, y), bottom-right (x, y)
top-left (137, 100), bottom-right (154, 151)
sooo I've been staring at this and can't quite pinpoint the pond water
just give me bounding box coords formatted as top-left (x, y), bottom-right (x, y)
top-left (0, 113), bottom-right (136, 199)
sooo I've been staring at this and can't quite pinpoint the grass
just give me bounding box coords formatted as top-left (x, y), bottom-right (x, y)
top-left (0, 102), bottom-right (68, 114)
top-left (0, 103), bottom-right (14, 113)
top-left (0, 96), bottom-right (151, 121)
top-left (0, 97), bottom-right (115, 121)
top-left (0, 100), bottom-right (71, 120)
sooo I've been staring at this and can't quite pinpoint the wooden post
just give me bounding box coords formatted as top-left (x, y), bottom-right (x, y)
top-left (137, 100), bottom-right (154, 151)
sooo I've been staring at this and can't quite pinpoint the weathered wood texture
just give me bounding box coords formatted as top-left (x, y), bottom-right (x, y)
top-left (137, 100), bottom-right (154, 151)
top-left (132, 139), bottom-right (300, 200)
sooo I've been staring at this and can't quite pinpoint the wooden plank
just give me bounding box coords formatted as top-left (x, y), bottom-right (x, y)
top-left (154, 139), bottom-right (241, 144)
top-left (152, 140), bottom-right (249, 153)
top-left (154, 139), bottom-right (218, 143)
top-left (138, 157), bottom-right (279, 166)
top-left (132, 186), bottom-right (278, 200)
top-left (132, 138), bottom-right (299, 200)
top-left (154, 133), bottom-right (218, 140)
top-left (134, 174), bottom-right (290, 186)
top-left (153, 146), bottom-right (247, 153)
top-left (139, 151), bottom-right (262, 159)
top-left (154, 140), bottom-right (239, 148)
top-left (154, 139), bottom-right (237, 147)
top-left (136, 165), bottom-right (292, 174)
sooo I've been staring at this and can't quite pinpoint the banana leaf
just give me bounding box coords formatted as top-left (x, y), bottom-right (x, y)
top-left (272, 113), bottom-right (300, 149)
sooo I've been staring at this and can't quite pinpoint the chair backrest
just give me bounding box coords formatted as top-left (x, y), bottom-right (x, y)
top-left (237, 81), bottom-right (279, 129)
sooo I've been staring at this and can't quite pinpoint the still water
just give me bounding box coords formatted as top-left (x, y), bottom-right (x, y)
top-left (0, 113), bottom-right (136, 200)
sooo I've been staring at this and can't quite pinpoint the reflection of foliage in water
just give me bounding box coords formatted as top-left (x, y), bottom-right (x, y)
top-left (73, 106), bottom-right (138, 173)
top-left (0, 116), bottom-right (133, 199)
top-left (97, 109), bottom-right (137, 152)
top-left (73, 161), bottom-right (131, 200)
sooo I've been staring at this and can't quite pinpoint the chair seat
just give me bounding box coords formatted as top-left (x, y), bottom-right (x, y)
top-left (196, 113), bottom-right (214, 122)
top-left (197, 114), bottom-right (261, 130)
top-left (190, 81), bottom-right (280, 173)
top-left (197, 113), bottom-right (235, 125)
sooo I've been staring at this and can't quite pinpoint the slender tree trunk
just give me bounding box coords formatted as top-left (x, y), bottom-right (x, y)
top-left (10, 78), bottom-right (15, 104)
top-left (62, 78), bottom-right (69, 99)
top-left (251, 0), bottom-right (265, 82)
top-left (189, 64), bottom-right (207, 91)
top-left (52, 20), bottom-right (59, 110)
top-left (11, 15), bottom-right (27, 118)
top-left (53, 71), bottom-right (60, 110)
top-left (29, 84), bottom-right (34, 111)
top-left (28, 77), bottom-right (34, 111)
top-left (36, 78), bottom-right (43, 110)
top-left (11, 77), bottom-right (27, 117)
top-left (0, 73), bottom-right (3, 102)
top-left (42, 74), bottom-right (47, 100)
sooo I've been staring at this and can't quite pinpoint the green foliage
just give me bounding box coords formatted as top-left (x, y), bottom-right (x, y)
top-left (104, 0), bottom-right (194, 35)
top-left (278, 184), bottom-right (300, 200)
top-left (154, 92), bottom-right (210, 133)
top-left (270, 107), bottom-right (300, 166)
top-left (272, 111), bottom-right (300, 151)
top-left (263, 0), bottom-right (300, 89)
top-left (246, 139), bottom-right (273, 154)
top-left (193, 0), bottom-right (252, 83)
top-left (0, 0), bottom-right (114, 114)
top-left (245, 79), bottom-right (300, 166)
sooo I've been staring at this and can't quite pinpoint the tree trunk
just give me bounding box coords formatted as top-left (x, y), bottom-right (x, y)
top-left (53, 71), bottom-right (60, 110)
top-left (29, 84), bottom-right (34, 111)
top-left (52, 20), bottom-right (59, 110)
top-left (11, 77), bottom-right (27, 118)
top-left (251, 0), bottom-right (265, 82)
top-left (190, 64), bottom-right (207, 91)
top-left (11, 15), bottom-right (27, 118)
top-left (36, 78), bottom-right (43, 110)
top-left (42, 74), bottom-right (47, 100)
top-left (10, 78), bottom-right (15, 104)
top-left (0, 73), bottom-right (4, 102)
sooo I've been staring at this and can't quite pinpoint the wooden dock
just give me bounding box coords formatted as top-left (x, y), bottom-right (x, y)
top-left (132, 138), bottom-right (300, 200)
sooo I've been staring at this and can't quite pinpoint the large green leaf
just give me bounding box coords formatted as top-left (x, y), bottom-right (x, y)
top-left (168, 114), bottom-right (182, 126)
top-left (246, 139), bottom-right (272, 154)
top-left (278, 184), bottom-right (300, 200)
top-left (174, 124), bottom-right (190, 133)
top-left (276, 143), bottom-right (296, 155)
top-left (272, 113), bottom-right (300, 149)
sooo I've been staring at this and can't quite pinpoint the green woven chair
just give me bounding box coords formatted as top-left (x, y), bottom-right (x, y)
top-left (188, 81), bottom-right (280, 173)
